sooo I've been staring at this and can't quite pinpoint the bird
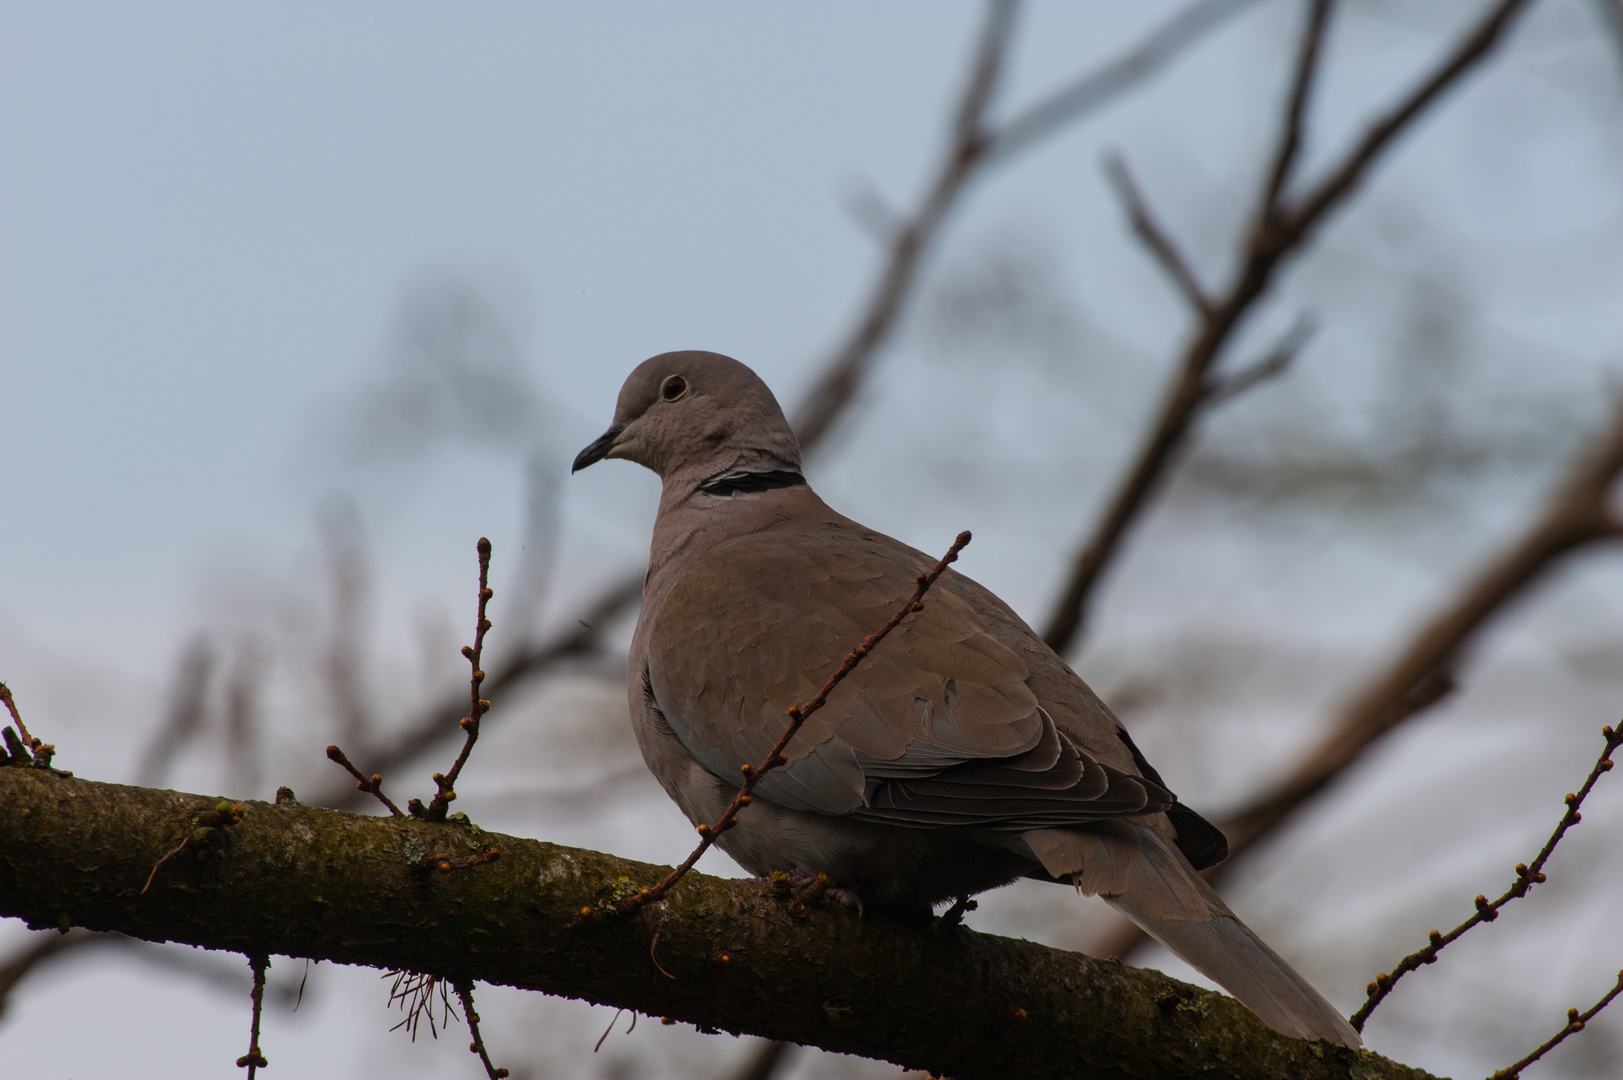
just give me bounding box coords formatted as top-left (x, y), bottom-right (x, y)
top-left (571, 350), bottom-right (1360, 1047)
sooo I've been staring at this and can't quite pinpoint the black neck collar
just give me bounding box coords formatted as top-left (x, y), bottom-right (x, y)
top-left (697, 469), bottom-right (807, 496)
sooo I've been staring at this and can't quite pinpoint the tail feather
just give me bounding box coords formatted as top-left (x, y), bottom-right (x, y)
top-left (1026, 823), bottom-right (1361, 1047)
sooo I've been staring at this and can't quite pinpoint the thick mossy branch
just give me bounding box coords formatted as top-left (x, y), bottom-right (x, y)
top-left (0, 769), bottom-right (1435, 1080)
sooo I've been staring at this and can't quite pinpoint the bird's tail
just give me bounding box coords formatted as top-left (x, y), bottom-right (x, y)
top-left (1024, 823), bottom-right (1361, 1047)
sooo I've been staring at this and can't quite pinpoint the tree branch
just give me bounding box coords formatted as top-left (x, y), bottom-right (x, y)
top-left (1040, 0), bottom-right (1537, 658)
top-left (1103, 155), bottom-right (1212, 315)
top-left (988, 0), bottom-right (1264, 162)
top-left (1083, 396), bottom-right (1623, 961)
top-left (0, 767), bottom-right (1439, 1080)
top-left (791, 0), bottom-right (1249, 450)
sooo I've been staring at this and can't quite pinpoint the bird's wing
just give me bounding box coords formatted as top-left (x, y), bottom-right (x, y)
top-left (645, 521), bottom-right (1170, 824)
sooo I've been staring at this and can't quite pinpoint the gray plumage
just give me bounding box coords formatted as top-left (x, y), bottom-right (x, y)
top-left (572, 350), bottom-right (1360, 1048)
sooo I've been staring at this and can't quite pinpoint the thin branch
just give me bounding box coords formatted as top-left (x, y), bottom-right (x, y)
top-left (315, 575), bottom-right (637, 812)
top-left (1280, 0), bottom-right (1535, 249)
top-left (235, 953), bottom-right (269, 1077)
top-left (1350, 723), bottom-right (1621, 1030)
top-left (617, 531), bottom-right (972, 915)
top-left (1488, 969), bottom-right (1623, 1079)
top-left (453, 979), bottom-right (511, 1079)
top-left (135, 637), bottom-right (213, 787)
top-left (792, 0), bottom-right (1245, 450)
top-left (0, 930), bottom-right (102, 1018)
top-left (1103, 154), bottom-right (1212, 314)
top-left (790, 0), bottom-right (1017, 450)
top-left (1259, 0), bottom-right (1335, 212)
top-left (0, 681), bottom-right (37, 750)
top-left (324, 745), bottom-right (405, 817)
top-left (1042, 0), bottom-right (1537, 657)
top-left (414, 537), bottom-right (495, 822)
top-left (1219, 398), bottom-right (1623, 854)
top-left (1203, 314), bottom-right (1315, 403)
top-left (989, 0), bottom-right (1264, 161)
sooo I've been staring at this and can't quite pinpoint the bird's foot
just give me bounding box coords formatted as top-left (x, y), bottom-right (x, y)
top-left (758, 869), bottom-right (864, 918)
top-left (932, 895), bottom-right (978, 934)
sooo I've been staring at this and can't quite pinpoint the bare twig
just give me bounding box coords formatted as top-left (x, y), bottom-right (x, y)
top-left (1219, 400), bottom-right (1623, 855)
top-left (790, 0), bottom-right (1017, 450)
top-left (0, 681), bottom-right (36, 750)
top-left (1042, 0), bottom-right (1538, 657)
top-left (988, 0), bottom-right (1264, 161)
top-left (413, 537), bottom-right (496, 822)
top-left (453, 979), bottom-right (511, 1079)
top-left (235, 953), bottom-right (269, 1077)
top-left (1103, 155), bottom-right (1212, 314)
top-left (0, 930), bottom-right (100, 1018)
top-left (0, 682), bottom-right (54, 770)
top-left (1283, 0), bottom-right (1535, 249)
top-left (1259, 0), bottom-right (1334, 211)
top-left (1351, 723), bottom-right (1622, 1030)
top-left (319, 499), bottom-right (374, 749)
top-left (615, 532), bottom-right (972, 915)
top-left (793, 0), bottom-right (1248, 450)
top-left (135, 638), bottom-right (213, 787)
top-left (223, 638), bottom-right (264, 795)
top-left (1203, 314), bottom-right (1315, 403)
top-left (1083, 397), bottom-right (1623, 962)
top-left (324, 745), bottom-right (404, 817)
top-left (318, 574), bottom-right (638, 812)
top-left (1489, 969), bottom-right (1623, 1079)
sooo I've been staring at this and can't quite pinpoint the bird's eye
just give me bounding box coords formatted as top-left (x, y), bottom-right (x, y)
top-left (660, 375), bottom-right (688, 401)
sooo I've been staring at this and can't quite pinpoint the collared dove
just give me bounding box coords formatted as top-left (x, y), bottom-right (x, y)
top-left (573, 350), bottom-right (1360, 1047)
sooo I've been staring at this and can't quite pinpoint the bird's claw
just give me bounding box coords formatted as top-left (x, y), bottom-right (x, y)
top-left (933, 895), bottom-right (977, 933)
top-left (756, 869), bottom-right (864, 918)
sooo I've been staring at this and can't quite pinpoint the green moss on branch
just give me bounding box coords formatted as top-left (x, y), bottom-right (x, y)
top-left (0, 768), bottom-right (1437, 1080)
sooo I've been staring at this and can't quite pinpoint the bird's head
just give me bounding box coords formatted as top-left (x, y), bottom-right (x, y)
top-left (571, 351), bottom-right (803, 482)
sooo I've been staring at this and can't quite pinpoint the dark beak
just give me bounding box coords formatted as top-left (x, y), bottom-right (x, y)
top-left (572, 422), bottom-right (625, 473)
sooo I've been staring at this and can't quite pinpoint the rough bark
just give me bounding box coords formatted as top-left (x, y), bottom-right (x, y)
top-left (0, 766), bottom-right (1437, 1080)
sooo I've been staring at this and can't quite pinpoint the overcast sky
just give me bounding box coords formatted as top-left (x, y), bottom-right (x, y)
top-left (4, 3), bottom-right (1623, 1078)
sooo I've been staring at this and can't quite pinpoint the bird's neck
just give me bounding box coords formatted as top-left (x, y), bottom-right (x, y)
top-left (643, 472), bottom-right (822, 605)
